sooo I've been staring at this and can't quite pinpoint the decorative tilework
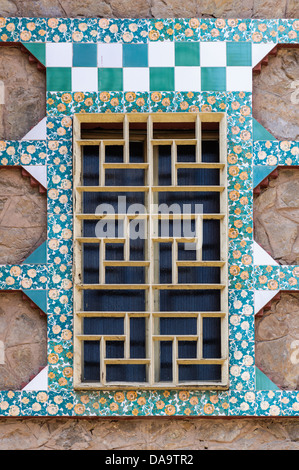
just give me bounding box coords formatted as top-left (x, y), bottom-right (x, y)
top-left (148, 18), bottom-right (174, 42)
top-left (0, 140), bottom-right (20, 165)
top-left (19, 17), bottom-right (47, 42)
top-left (46, 92), bottom-right (74, 116)
top-left (46, 17), bottom-right (73, 43)
top-left (71, 18), bottom-right (98, 43)
top-left (174, 18), bottom-right (201, 42)
top-left (0, 16), bottom-right (299, 418)
top-left (123, 91), bottom-right (150, 113)
top-left (0, 16), bottom-right (20, 42)
top-left (278, 19), bottom-right (299, 43)
top-left (250, 19), bottom-right (278, 43)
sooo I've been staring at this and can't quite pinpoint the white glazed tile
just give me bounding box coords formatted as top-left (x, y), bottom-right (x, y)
top-left (123, 67), bottom-right (149, 92)
top-left (22, 165), bottom-right (47, 188)
top-left (252, 43), bottom-right (277, 68)
top-left (46, 42), bottom-right (73, 67)
top-left (72, 67), bottom-right (98, 92)
top-left (175, 66), bottom-right (201, 92)
top-left (22, 366), bottom-right (48, 391)
top-left (254, 290), bottom-right (279, 315)
top-left (148, 41), bottom-right (175, 67)
top-left (21, 117), bottom-right (47, 141)
top-left (226, 66), bottom-right (252, 91)
top-left (200, 42), bottom-right (226, 67)
top-left (98, 43), bottom-right (123, 68)
top-left (253, 241), bottom-right (279, 266)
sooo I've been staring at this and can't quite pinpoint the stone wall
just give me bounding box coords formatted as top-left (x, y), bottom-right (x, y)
top-left (0, 0), bottom-right (299, 20)
top-left (0, 45), bottom-right (46, 142)
top-left (0, 0), bottom-right (299, 451)
top-left (254, 167), bottom-right (299, 264)
top-left (0, 167), bottom-right (47, 264)
top-left (0, 416), bottom-right (299, 450)
top-left (0, 291), bottom-right (47, 391)
top-left (255, 292), bottom-right (299, 390)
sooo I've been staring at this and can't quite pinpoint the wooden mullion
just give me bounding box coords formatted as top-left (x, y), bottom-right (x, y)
top-left (172, 239), bottom-right (178, 284)
top-left (173, 338), bottom-right (178, 386)
top-left (124, 114), bottom-right (129, 163)
top-left (197, 313), bottom-right (202, 362)
top-left (124, 313), bottom-right (130, 360)
top-left (195, 114), bottom-right (202, 163)
top-left (196, 214), bottom-right (203, 262)
top-left (99, 239), bottom-right (105, 284)
top-left (100, 141), bottom-right (105, 186)
top-left (171, 140), bottom-right (177, 186)
top-left (100, 338), bottom-right (106, 385)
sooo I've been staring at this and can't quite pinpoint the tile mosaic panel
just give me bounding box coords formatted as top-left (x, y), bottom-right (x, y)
top-left (0, 16), bottom-right (298, 417)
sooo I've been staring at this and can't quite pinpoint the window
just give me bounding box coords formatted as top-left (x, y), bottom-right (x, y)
top-left (73, 112), bottom-right (228, 390)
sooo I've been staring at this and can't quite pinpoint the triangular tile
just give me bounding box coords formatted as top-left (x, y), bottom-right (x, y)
top-left (21, 42), bottom-right (46, 66)
top-left (23, 241), bottom-right (47, 265)
top-left (253, 118), bottom-right (276, 141)
top-left (253, 165), bottom-right (278, 189)
top-left (22, 289), bottom-right (47, 313)
top-left (255, 366), bottom-right (280, 391)
top-left (21, 117), bottom-right (47, 141)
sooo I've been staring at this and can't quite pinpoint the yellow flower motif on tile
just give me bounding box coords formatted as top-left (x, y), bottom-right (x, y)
top-left (203, 403), bottom-right (214, 414)
top-left (165, 404), bottom-right (176, 415)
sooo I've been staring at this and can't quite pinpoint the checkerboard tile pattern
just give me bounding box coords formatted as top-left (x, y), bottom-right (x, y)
top-left (45, 41), bottom-right (253, 93)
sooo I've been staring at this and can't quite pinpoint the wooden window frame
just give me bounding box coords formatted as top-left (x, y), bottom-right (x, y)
top-left (73, 112), bottom-right (229, 390)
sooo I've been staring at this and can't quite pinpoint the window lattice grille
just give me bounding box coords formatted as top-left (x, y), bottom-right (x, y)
top-left (73, 112), bottom-right (228, 390)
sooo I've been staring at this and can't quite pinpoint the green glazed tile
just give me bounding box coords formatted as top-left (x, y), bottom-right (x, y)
top-left (22, 289), bottom-right (47, 313)
top-left (255, 367), bottom-right (280, 391)
top-left (47, 67), bottom-right (72, 92)
top-left (150, 67), bottom-right (175, 91)
top-left (175, 42), bottom-right (200, 66)
top-left (98, 68), bottom-right (123, 91)
top-left (123, 43), bottom-right (148, 67)
top-left (201, 67), bottom-right (226, 91)
top-left (22, 42), bottom-right (46, 66)
top-left (252, 118), bottom-right (276, 141)
top-left (23, 241), bottom-right (47, 265)
top-left (226, 42), bottom-right (252, 66)
top-left (73, 43), bottom-right (97, 67)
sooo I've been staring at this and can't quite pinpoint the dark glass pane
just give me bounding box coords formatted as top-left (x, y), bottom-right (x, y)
top-left (159, 243), bottom-right (172, 284)
top-left (106, 364), bottom-right (146, 382)
top-left (160, 290), bottom-right (221, 312)
top-left (105, 169), bottom-right (144, 186)
top-left (83, 244), bottom-right (99, 284)
top-left (83, 341), bottom-right (100, 381)
top-left (160, 341), bottom-right (172, 382)
top-left (83, 290), bottom-right (145, 312)
top-left (202, 317), bottom-right (221, 358)
top-left (105, 145), bottom-right (123, 163)
top-left (130, 317), bottom-right (146, 358)
top-left (129, 141), bottom-right (145, 163)
top-left (177, 145), bottom-right (196, 162)
top-left (179, 364), bottom-right (221, 382)
top-left (106, 341), bottom-right (124, 358)
top-left (202, 140), bottom-right (219, 163)
top-left (105, 266), bottom-right (145, 284)
top-left (84, 317), bottom-right (124, 335)
top-left (83, 146), bottom-right (99, 186)
top-left (158, 146), bottom-right (172, 186)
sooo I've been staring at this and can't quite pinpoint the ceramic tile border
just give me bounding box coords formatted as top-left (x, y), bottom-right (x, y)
top-left (0, 17), bottom-right (297, 44)
top-left (0, 17), bottom-right (299, 417)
